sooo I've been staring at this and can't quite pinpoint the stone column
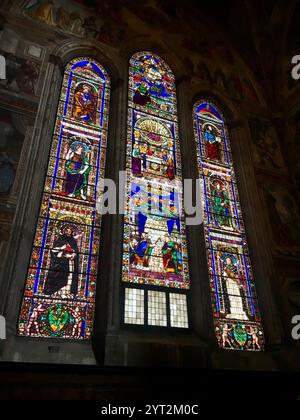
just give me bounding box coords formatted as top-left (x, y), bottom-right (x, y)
top-left (176, 79), bottom-right (216, 350)
top-left (9, 125), bottom-right (34, 203)
top-left (229, 122), bottom-right (284, 348)
top-left (98, 55), bottom-right (129, 366)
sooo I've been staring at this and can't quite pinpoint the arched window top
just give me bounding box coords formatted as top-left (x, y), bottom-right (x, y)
top-left (129, 51), bottom-right (177, 120)
top-left (65, 57), bottom-right (110, 86)
top-left (194, 100), bottom-right (224, 123)
top-left (122, 51), bottom-right (190, 328)
top-left (59, 56), bottom-right (110, 129)
top-left (130, 51), bottom-right (175, 79)
top-left (194, 99), bottom-right (235, 170)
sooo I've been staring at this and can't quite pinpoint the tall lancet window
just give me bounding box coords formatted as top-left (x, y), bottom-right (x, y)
top-left (122, 52), bottom-right (190, 328)
top-left (18, 57), bottom-right (110, 339)
top-left (194, 100), bottom-right (265, 350)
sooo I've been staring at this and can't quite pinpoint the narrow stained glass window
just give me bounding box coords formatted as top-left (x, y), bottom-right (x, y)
top-left (194, 100), bottom-right (265, 350)
top-left (122, 52), bottom-right (190, 327)
top-left (18, 57), bottom-right (110, 339)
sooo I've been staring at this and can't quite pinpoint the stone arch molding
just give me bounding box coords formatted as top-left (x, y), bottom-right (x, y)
top-left (0, 41), bottom-right (122, 364)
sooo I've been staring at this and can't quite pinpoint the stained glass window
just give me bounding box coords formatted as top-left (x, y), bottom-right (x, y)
top-left (17, 57), bottom-right (110, 339)
top-left (122, 52), bottom-right (190, 328)
top-left (194, 100), bottom-right (265, 350)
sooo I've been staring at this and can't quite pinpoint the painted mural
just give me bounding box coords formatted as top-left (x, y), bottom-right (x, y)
top-left (17, 0), bottom-right (261, 104)
top-left (0, 109), bottom-right (27, 197)
top-left (20, 0), bottom-right (127, 46)
top-left (292, 111), bottom-right (300, 161)
top-left (263, 184), bottom-right (300, 255)
top-left (0, 50), bottom-right (40, 97)
top-left (249, 117), bottom-right (286, 172)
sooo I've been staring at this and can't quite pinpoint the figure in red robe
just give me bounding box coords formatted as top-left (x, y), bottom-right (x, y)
top-left (204, 125), bottom-right (221, 161)
top-left (165, 155), bottom-right (175, 180)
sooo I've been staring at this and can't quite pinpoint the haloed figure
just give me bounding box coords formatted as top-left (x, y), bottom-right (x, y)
top-left (132, 232), bottom-right (153, 268)
top-left (43, 225), bottom-right (82, 299)
top-left (162, 235), bottom-right (181, 274)
top-left (133, 80), bottom-right (151, 106)
top-left (165, 154), bottom-right (175, 181)
top-left (73, 83), bottom-right (96, 122)
top-left (211, 180), bottom-right (230, 228)
top-left (204, 124), bottom-right (221, 161)
top-left (221, 254), bottom-right (248, 321)
top-left (65, 141), bottom-right (91, 200)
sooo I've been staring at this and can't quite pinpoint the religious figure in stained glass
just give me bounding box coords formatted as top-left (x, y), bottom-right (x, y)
top-left (133, 81), bottom-right (151, 106)
top-left (204, 124), bottom-right (222, 161)
top-left (130, 53), bottom-right (176, 117)
top-left (219, 252), bottom-right (248, 320)
top-left (64, 138), bottom-right (91, 200)
top-left (125, 178), bottom-right (187, 288)
top-left (73, 83), bottom-right (96, 123)
top-left (131, 231), bottom-right (152, 267)
top-left (132, 142), bottom-right (142, 176)
top-left (165, 155), bottom-right (175, 180)
top-left (162, 236), bottom-right (182, 274)
top-left (210, 178), bottom-right (230, 228)
top-left (43, 224), bottom-right (80, 298)
top-left (194, 100), bottom-right (265, 350)
top-left (131, 118), bottom-right (176, 180)
top-left (18, 57), bottom-right (110, 339)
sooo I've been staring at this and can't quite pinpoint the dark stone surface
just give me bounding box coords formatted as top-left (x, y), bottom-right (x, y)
top-left (0, 362), bottom-right (299, 400)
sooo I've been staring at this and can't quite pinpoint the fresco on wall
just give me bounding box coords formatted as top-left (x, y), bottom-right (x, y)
top-left (263, 184), bottom-right (300, 255)
top-left (0, 50), bottom-right (40, 96)
top-left (0, 220), bottom-right (13, 271)
top-left (0, 0), bottom-right (13, 10)
top-left (292, 111), bottom-right (300, 160)
top-left (292, 112), bottom-right (300, 194)
top-left (0, 109), bottom-right (27, 197)
top-left (287, 280), bottom-right (300, 316)
top-left (22, 0), bottom-right (94, 34)
top-left (18, 0), bottom-right (261, 104)
top-left (189, 60), bottom-right (248, 103)
top-left (248, 117), bottom-right (286, 172)
top-left (215, 70), bottom-right (258, 102)
top-left (179, 33), bottom-right (260, 103)
top-left (122, 0), bottom-right (179, 32)
top-left (21, 0), bottom-right (128, 45)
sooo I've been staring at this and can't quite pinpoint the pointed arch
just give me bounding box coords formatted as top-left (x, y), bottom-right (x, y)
top-left (17, 57), bottom-right (111, 339)
top-left (193, 99), bottom-right (265, 350)
top-left (122, 51), bottom-right (190, 328)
